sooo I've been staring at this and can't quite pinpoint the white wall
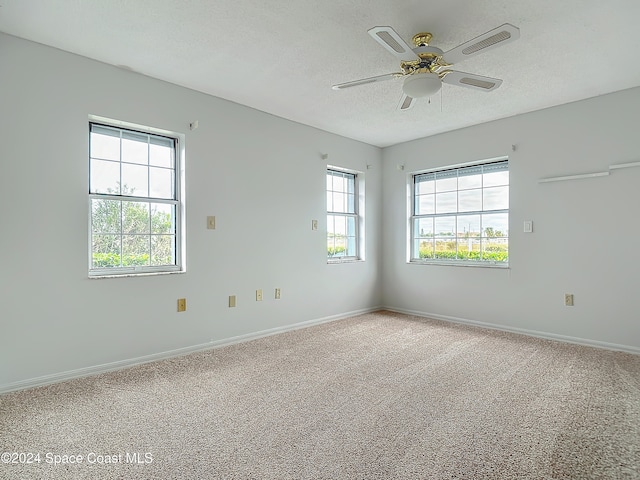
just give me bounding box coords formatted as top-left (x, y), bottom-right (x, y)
top-left (382, 87), bottom-right (640, 351)
top-left (0, 34), bottom-right (383, 390)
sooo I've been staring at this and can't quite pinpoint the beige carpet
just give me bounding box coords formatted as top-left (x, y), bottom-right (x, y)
top-left (1, 311), bottom-right (639, 479)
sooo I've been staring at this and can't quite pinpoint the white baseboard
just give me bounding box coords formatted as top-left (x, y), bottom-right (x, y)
top-left (0, 306), bottom-right (381, 395)
top-left (383, 306), bottom-right (640, 355)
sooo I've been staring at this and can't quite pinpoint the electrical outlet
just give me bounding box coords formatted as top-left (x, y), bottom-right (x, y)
top-left (256, 289), bottom-right (263, 301)
top-left (229, 295), bottom-right (236, 308)
top-left (565, 294), bottom-right (574, 306)
top-left (177, 298), bottom-right (187, 312)
top-left (275, 288), bottom-right (281, 299)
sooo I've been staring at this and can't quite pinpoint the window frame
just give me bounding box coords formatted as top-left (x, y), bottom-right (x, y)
top-left (409, 157), bottom-right (509, 268)
top-left (326, 167), bottom-right (362, 263)
top-left (88, 117), bottom-right (185, 277)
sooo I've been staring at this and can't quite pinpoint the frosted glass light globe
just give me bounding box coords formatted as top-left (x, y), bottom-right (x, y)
top-left (403, 73), bottom-right (442, 98)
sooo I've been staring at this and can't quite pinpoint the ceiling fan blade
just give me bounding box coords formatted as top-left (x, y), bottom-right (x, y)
top-left (442, 23), bottom-right (520, 65)
top-left (397, 94), bottom-right (416, 111)
top-left (368, 26), bottom-right (420, 61)
top-left (442, 71), bottom-right (503, 91)
top-left (332, 72), bottom-right (400, 90)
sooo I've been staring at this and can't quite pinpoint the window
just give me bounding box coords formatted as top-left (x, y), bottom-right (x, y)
top-left (411, 159), bottom-right (509, 266)
top-left (89, 122), bottom-right (183, 276)
top-left (327, 169), bottom-right (359, 261)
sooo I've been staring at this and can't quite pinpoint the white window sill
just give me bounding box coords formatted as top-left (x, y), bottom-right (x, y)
top-left (89, 270), bottom-right (186, 279)
top-left (408, 260), bottom-right (509, 269)
top-left (327, 258), bottom-right (364, 265)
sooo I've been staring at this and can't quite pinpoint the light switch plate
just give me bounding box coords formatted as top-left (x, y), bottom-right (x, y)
top-left (207, 216), bottom-right (216, 229)
top-left (524, 220), bottom-right (533, 233)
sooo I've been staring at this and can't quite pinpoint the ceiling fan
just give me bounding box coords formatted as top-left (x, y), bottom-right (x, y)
top-left (332, 23), bottom-right (520, 110)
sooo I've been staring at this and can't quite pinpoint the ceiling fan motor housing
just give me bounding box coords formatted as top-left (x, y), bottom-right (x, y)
top-left (414, 45), bottom-right (444, 57)
top-left (401, 45), bottom-right (445, 74)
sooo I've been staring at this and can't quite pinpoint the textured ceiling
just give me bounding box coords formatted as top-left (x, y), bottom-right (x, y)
top-left (2, 0), bottom-right (639, 147)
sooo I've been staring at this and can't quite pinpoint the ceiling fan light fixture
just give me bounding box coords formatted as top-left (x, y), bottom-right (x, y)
top-left (402, 72), bottom-right (442, 98)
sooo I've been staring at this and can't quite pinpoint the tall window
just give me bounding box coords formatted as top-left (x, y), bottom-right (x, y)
top-left (327, 169), bottom-right (359, 261)
top-left (89, 122), bottom-right (183, 276)
top-left (411, 159), bottom-right (509, 265)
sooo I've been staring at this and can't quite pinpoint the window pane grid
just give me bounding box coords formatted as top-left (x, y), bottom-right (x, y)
top-left (327, 213), bottom-right (358, 258)
top-left (90, 124), bottom-right (176, 199)
top-left (412, 160), bottom-right (508, 264)
top-left (90, 197), bottom-right (178, 269)
top-left (89, 122), bottom-right (179, 275)
top-left (327, 171), bottom-right (356, 215)
top-left (327, 169), bottom-right (358, 260)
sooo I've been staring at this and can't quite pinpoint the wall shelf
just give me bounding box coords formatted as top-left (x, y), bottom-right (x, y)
top-left (609, 161), bottom-right (640, 170)
top-left (539, 171), bottom-right (609, 183)
top-left (539, 159), bottom-right (640, 183)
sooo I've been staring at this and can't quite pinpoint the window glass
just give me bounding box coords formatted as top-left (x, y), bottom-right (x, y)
top-left (89, 122), bottom-right (182, 276)
top-left (411, 160), bottom-right (509, 265)
top-left (327, 169), bottom-right (360, 260)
